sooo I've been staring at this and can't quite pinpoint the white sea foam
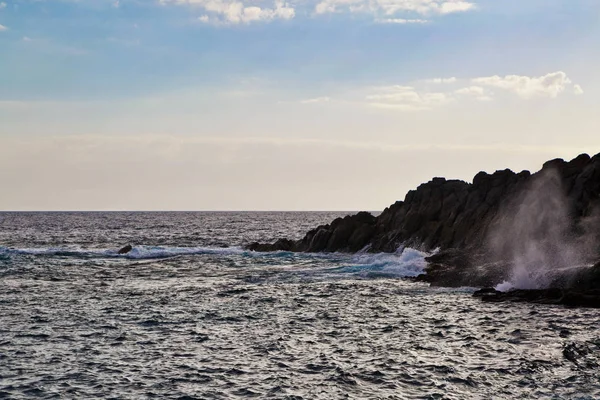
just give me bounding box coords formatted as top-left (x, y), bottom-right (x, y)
top-left (0, 245), bottom-right (249, 260)
top-left (330, 247), bottom-right (430, 278)
top-left (0, 244), bottom-right (430, 279)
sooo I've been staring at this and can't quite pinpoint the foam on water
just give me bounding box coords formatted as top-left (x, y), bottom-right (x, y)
top-left (0, 244), bottom-right (429, 279)
top-left (0, 245), bottom-right (249, 260)
top-left (324, 247), bottom-right (429, 278)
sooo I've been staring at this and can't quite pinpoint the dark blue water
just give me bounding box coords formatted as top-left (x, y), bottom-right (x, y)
top-left (1, 212), bottom-right (600, 399)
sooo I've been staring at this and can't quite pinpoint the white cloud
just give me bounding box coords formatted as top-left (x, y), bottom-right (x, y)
top-left (0, 2), bottom-right (6, 9)
top-left (162, 0), bottom-right (294, 24)
top-left (473, 71), bottom-right (580, 99)
top-left (425, 77), bottom-right (457, 84)
top-left (438, 1), bottom-right (474, 13)
top-left (0, 24), bottom-right (7, 31)
top-left (300, 96), bottom-right (331, 104)
top-left (314, 0), bottom-right (476, 16)
top-left (455, 85), bottom-right (492, 101)
top-left (455, 86), bottom-right (484, 95)
top-left (364, 71), bottom-right (581, 111)
top-left (366, 85), bottom-right (452, 111)
top-left (376, 18), bottom-right (429, 24)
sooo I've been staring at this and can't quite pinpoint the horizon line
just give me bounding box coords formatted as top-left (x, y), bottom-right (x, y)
top-left (0, 210), bottom-right (381, 213)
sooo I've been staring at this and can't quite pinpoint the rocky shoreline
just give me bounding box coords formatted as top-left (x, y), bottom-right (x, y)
top-left (248, 152), bottom-right (600, 307)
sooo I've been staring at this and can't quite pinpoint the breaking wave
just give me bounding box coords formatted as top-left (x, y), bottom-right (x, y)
top-left (326, 247), bottom-right (429, 278)
top-left (0, 245), bottom-right (248, 260)
top-left (0, 244), bottom-right (429, 278)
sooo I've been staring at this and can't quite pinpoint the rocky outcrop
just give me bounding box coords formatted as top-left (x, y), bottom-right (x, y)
top-left (248, 152), bottom-right (600, 255)
top-left (248, 212), bottom-right (377, 253)
top-left (415, 251), bottom-right (510, 288)
top-left (247, 152), bottom-right (600, 295)
top-left (470, 260), bottom-right (600, 308)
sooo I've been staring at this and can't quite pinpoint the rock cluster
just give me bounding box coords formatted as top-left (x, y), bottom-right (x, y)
top-left (249, 152), bottom-right (600, 257)
top-left (247, 153), bottom-right (600, 302)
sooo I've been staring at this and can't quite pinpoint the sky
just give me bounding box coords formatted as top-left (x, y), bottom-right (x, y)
top-left (0, 0), bottom-right (599, 210)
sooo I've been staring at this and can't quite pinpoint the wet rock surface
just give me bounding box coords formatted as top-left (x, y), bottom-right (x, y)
top-left (118, 244), bottom-right (133, 254)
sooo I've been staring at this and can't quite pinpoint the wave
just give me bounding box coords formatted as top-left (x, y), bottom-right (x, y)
top-left (0, 245), bottom-right (430, 279)
top-left (325, 248), bottom-right (429, 278)
top-left (0, 245), bottom-right (249, 260)
top-left (0, 244), bottom-right (342, 261)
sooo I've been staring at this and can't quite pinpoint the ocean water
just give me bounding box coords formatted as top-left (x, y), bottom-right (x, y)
top-left (1, 212), bottom-right (600, 399)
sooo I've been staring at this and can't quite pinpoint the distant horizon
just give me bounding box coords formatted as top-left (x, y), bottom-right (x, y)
top-left (1, 149), bottom-right (597, 212)
top-left (0, 209), bottom-right (376, 213)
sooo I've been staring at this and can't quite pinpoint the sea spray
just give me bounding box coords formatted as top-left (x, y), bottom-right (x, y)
top-left (489, 169), bottom-right (583, 291)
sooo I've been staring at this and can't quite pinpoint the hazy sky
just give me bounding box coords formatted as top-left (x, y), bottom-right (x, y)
top-left (1, 0), bottom-right (599, 210)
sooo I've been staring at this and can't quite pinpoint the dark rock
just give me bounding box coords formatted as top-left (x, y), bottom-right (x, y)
top-left (245, 152), bottom-right (600, 300)
top-left (118, 244), bottom-right (133, 254)
top-left (472, 288), bottom-right (600, 308)
top-left (473, 287), bottom-right (501, 297)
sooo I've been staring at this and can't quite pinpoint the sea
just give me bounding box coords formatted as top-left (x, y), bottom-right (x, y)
top-left (1, 212), bottom-right (599, 399)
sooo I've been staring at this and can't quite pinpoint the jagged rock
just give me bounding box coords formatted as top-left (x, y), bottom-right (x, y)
top-left (118, 244), bottom-right (133, 254)
top-left (246, 153), bottom-right (600, 296)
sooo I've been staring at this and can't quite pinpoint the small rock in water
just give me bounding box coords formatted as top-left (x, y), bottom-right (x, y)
top-left (118, 244), bottom-right (133, 254)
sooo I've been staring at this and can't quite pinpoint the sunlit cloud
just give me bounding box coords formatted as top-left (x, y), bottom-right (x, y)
top-left (455, 86), bottom-right (492, 101)
top-left (162, 0), bottom-right (294, 24)
top-left (314, 0), bottom-right (476, 17)
top-left (366, 85), bottom-right (453, 111)
top-left (472, 71), bottom-right (581, 99)
top-left (363, 71), bottom-right (581, 111)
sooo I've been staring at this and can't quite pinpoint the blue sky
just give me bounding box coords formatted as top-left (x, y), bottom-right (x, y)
top-left (1, 0), bottom-right (599, 210)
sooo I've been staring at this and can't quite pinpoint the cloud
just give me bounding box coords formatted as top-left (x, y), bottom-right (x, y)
top-left (376, 18), bottom-right (429, 24)
top-left (366, 85), bottom-right (452, 111)
top-left (0, 24), bottom-right (7, 31)
top-left (162, 0), bottom-right (294, 24)
top-left (314, 0), bottom-right (476, 17)
top-left (300, 96), bottom-right (331, 104)
top-left (425, 77), bottom-right (457, 84)
top-left (0, 2), bottom-right (6, 9)
top-left (455, 85), bottom-right (492, 101)
top-left (473, 71), bottom-right (580, 99)
top-left (363, 71), bottom-right (580, 111)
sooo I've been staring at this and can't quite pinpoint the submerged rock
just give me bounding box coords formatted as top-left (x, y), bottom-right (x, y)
top-left (473, 287), bottom-right (600, 308)
top-left (118, 244), bottom-right (133, 254)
